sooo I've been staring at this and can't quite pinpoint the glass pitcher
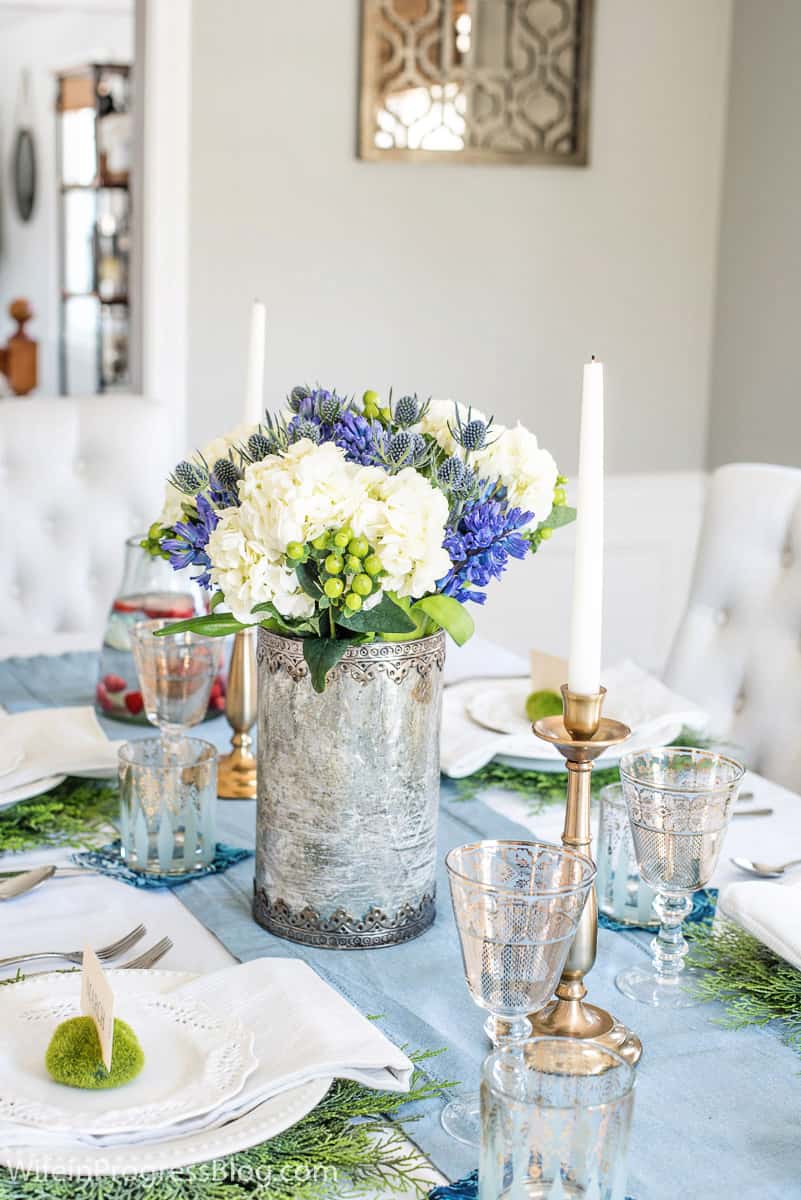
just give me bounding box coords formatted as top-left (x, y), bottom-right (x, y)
top-left (96, 535), bottom-right (226, 724)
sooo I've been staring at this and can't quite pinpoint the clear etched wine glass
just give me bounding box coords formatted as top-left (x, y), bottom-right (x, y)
top-left (616, 747), bottom-right (745, 1008)
top-left (442, 838), bottom-right (596, 1147)
top-left (131, 619), bottom-right (220, 750)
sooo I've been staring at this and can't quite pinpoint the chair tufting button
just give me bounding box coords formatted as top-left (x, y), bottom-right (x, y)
top-left (734, 690), bottom-right (746, 715)
top-left (783, 546), bottom-right (794, 568)
top-left (716, 608), bottom-right (730, 628)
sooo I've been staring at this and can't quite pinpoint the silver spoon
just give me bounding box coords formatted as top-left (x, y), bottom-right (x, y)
top-left (731, 856), bottom-right (801, 879)
top-left (0, 865), bottom-right (56, 900)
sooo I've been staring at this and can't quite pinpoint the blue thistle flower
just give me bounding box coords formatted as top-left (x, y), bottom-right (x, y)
top-left (170, 460), bottom-right (208, 495)
top-left (247, 432), bottom-right (272, 461)
top-left (333, 410), bottom-right (384, 466)
top-left (162, 493), bottom-right (219, 589)
top-left (314, 388), bottom-right (344, 424)
top-left (437, 455), bottom-right (465, 489)
top-left (386, 430), bottom-right (413, 466)
top-left (447, 405), bottom-right (499, 455)
top-left (211, 457), bottom-right (241, 492)
top-left (439, 492), bottom-right (533, 605)
top-left (291, 418), bottom-right (322, 444)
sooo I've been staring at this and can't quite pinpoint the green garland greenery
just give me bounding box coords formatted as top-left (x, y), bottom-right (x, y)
top-left (453, 762), bottom-right (619, 811)
top-left (687, 920), bottom-right (801, 1053)
top-left (0, 778), bottom-right (118, 854)
top-left (0, 1052), bottom-right (447, 1199)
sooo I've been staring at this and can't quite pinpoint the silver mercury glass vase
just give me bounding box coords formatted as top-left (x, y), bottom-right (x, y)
top-left (253, 628), bottom-right (445, 949)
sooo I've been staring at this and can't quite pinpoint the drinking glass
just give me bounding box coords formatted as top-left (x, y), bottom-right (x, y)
top-left (596, 783), bottom-right (656, 927)
top-left (443, 839), bottom-right (596, 1146)
top-left (96, 535), bottom-right (226, 724)
top-left (131, 619), bottom-right (220, 747)
top-left (118, 738), bottom-right (217, 875)
top-left (480, 1038), bottom-right (636, 1200)
top-left (616, 747), bottom-right (745, 1007)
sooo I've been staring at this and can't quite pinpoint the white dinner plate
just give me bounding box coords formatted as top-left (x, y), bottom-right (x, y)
top-left (0, 970), bottom-right (333, 1176)
top-left (0, 774), bottom-right (67, 810)
top-left (0, 1076), bottom-right (331, 1177)
top-left (0, 970), bottom-right (258, 1137)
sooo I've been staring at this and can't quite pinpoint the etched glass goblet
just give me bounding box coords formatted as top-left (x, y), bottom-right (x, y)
top-left (616, 747), bottom-right (745, 1008)
top-left (131, 619), bottom-right (220, 749)
top-left (443, 839), bottom-right (596, 1147)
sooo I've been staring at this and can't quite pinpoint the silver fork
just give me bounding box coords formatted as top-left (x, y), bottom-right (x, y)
top-left (117, 937), bottom-right (173, 970)
top-left (0, 923), bottom-right (146, 971)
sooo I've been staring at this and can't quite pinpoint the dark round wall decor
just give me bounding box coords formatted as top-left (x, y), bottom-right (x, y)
top-left (13, 128), bottom-right (36, 222)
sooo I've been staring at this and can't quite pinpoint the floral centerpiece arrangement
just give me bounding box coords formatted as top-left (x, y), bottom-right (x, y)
top-left (147, 386), bottom-right (574, 691)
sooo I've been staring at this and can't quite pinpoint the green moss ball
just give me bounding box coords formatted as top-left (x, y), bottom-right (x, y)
top-left (45, 1016), bottom-right (144, 1090)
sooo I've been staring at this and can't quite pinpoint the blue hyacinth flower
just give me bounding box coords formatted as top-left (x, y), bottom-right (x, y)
top-left (162, 493), bottom-right (219, 589)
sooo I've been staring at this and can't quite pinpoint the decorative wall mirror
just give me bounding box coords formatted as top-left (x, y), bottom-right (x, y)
top-left (13, 128), bottom-right (36, 222)
top-left (359, 0), bottom-right (593, 165)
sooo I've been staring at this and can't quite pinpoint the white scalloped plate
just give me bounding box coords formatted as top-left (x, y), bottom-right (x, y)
top-left (0, 1075), bottom-right (332, 1177)
top-left (0, 969), bottom-right (258, 1137)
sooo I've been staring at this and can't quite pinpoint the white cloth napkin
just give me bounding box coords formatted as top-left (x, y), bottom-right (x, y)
top-left (0, 707), bottom-right (121, 803)
top-left (717, 878), bottom-right (801, 971)
top-left (0, 959), bottom-right (412, 1149)
top-left (441, 659), bottom-right (708, 778)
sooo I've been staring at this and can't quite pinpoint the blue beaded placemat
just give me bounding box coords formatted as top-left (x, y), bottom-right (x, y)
top-left (71, 840), bottom-right (252, 888)
top-left (429, 1172), bottom-right (637, 1199)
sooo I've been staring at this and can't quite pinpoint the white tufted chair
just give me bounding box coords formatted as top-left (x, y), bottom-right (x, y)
top-left (0, 396), bottom-right (171, 658)
top-left (664, 463), bottom-right (801, 791)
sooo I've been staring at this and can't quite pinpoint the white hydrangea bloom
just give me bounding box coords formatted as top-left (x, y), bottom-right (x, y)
top-left (237, 440), bottom-right (381, 555)
top-left (204, 441), bottom-right (451, 621)
top-left (478, 422), bottom-right (558, 525)
top-left (159, 422), bottom-right (259, 528)
top-left (355, 467), bottom-right (452, 599)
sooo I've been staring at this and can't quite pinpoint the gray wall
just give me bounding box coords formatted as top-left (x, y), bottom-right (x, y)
top-left (708, 0), bottom-right (801, 468)
top-left (187, 0), bottom-right (731, 475)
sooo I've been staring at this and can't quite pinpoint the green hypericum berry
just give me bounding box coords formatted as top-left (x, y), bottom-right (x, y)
top-left (344, 592), bottom-right (362, 611)
top-left (324, 577), bottom-right (344, 599)
top-left (363, 403), bottom-right (380, 420)
top-left (553, 486), bottom-right (567, 505)
top-left (352, 574), bottom-right (372, 597)
top-left (312, 533), bottom-right (330, 551)
top-left (333, 530), bottom-right (350, 549)
top-left (286, 541), bottom-right (305, 560)
top-left (540, 527), bottom-right (553, 540)
top-left (363, 554), bottom-right (382, 576)
top-left (345, 554), bottom-right (362, 574)
top-left (324, 553), bottom-right (344, 575)
top-left (363, 390), bottom-right (380, 405)
top-left (348, 536), bottom-right (369, 558)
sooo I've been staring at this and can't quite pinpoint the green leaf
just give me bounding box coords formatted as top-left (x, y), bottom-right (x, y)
top-left (412, 594), bottom-right (474, 646)
top-left (302, 637), bottom-right (351, 692)
top-left (152, 613), bottom-right (245, 637)
top-left (541, 504), bottom-right (576, 530)
top-left (209, 591), bottom-right (225, 610)
top-left (336, 592), bottom-right (416, 635)
top-left (295, 560), bottom-right (322, 598)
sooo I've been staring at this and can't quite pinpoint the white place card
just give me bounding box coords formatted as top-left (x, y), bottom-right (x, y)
top-left (80, 946), bottom-right (115, 1071)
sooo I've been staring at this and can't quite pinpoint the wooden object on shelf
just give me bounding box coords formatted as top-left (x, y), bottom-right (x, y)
top-left (0, 300), bottom-right (37, 396)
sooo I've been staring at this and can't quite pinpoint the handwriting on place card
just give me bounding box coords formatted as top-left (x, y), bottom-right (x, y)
top-left (80, 945), bottom-right (115, 1071)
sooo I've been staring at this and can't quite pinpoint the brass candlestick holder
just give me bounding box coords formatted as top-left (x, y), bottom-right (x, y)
top-left (529, 684), bottom-right (643, 1065)
top-left (217, 627), bottom-right (258, 799)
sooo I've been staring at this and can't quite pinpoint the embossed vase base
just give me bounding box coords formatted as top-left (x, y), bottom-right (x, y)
top-left (253, 886), bottom-right (436, 950)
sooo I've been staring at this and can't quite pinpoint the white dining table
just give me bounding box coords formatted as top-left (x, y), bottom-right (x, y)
top-left (2, 636), bottom-right (800, 1198)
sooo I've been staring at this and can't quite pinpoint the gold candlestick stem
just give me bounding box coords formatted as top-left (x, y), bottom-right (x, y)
top-left (528, 684), bottom-right (643, 1065)
top-left (217, 627), bottom-right (258, 800)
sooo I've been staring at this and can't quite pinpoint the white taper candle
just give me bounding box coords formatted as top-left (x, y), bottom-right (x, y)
top-left (244, 300), bottom-right (266, 426)
top-left (567, 358), bottom-right (604, 695)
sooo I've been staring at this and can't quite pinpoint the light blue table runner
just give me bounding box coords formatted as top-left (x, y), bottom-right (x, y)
top-left (2, 652), bottom-right (800, 1198)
